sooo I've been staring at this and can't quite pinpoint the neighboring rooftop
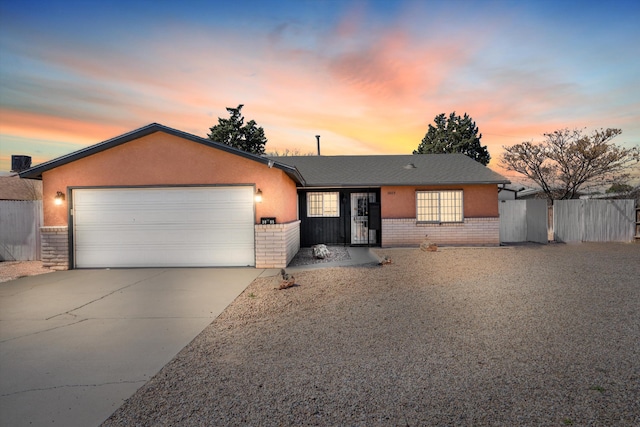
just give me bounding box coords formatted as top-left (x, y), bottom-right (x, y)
top-left (271, 154), bottom-right (510, 187)
top-left (0, 176), bottom-right (42, 200)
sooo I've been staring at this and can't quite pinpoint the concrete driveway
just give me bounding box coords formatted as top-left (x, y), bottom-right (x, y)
top-left (0, 267), bottom-right (264, 427)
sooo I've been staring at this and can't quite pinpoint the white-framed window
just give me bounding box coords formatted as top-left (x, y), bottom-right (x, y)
top-left (416, 190), bottom-right (463, 222)
top-left (307, 192), bottom-right (339, 217)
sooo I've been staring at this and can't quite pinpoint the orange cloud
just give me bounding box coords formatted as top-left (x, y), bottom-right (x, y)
top-left (1, 3), bottom-right (638, 179)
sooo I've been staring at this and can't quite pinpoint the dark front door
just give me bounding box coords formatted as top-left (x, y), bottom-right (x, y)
top-left (350, 193), bottom-right (377, 245)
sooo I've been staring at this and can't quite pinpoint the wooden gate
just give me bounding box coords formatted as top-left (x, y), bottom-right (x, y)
top-left (499, 199), bottom-right (548, 244)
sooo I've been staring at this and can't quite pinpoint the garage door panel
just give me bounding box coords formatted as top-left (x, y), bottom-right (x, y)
top-left (73, 187), bottom-right (255, 268)
top-left (76, 245), bottom-right (253, 268)
top-left (75, 224), bottom-right (254, 245)
top-left (75, 203), bottom-right (253, 226)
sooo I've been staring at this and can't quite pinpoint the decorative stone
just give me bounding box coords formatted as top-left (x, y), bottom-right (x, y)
top-left (420, 235), bottom-right (438, 252)
top-left (312, 244), bottom-right (331, 259)
top-left (378, 256), bottom-right (393, 266)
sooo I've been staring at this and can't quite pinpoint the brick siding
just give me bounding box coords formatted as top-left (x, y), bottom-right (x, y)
top-left (41, 226), bottom-right (69, 270)
top-left (382, 217), bottom-right (500, 247)
top-left (255, 220), bottom-right (301, 268)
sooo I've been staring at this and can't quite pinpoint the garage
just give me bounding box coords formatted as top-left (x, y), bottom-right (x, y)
top-left (18, 124), bottom-right (303, 269)
top-left (72, 186), bottom-right (255, 268)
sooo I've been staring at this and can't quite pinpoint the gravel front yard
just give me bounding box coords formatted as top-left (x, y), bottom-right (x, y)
top-left (103, 243), bottom-right (640, 426)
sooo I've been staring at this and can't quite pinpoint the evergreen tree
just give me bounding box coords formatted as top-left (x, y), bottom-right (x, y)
top-left (208, 105), bottom-right (267, 155)
top-left (414, 112), bottom-right (490, 165)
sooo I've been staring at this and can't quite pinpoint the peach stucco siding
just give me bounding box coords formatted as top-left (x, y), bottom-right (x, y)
top-left (42, 131), bottom-right (298, 226)
top-left (381, 184), bottom-right (499, 219)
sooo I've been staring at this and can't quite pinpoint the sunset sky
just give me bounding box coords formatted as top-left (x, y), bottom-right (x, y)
top-left (1, 0), bottom-right (639, 182)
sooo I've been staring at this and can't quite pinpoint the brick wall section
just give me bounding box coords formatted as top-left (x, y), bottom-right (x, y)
top-left (382, 217), bottom-right (500, 247)
top-left (255, 220), bottom-right (301, 268)
top-left (41, 226), bottom-right (69, 270)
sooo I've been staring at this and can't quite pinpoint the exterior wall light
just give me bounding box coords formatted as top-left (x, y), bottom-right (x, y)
top-left (54, 191), bottom-right (65, 205)
top-left (255, 188), bottom-right (263, 203)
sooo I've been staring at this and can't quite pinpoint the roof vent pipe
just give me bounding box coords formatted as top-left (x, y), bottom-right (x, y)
top-left (315, 135), bottom-right (321, 156)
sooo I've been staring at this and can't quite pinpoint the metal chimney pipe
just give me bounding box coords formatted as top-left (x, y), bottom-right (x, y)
top-left (315, 135), bottom-right (321, 156)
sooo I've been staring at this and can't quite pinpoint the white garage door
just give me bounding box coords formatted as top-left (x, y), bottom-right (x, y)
top-left (73, 187), bottom-right (255, 268)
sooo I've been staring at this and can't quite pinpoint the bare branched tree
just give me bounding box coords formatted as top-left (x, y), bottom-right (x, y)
top-left (267, 148), bottom-right (315, 157)
top-left (500, 128), bottom-right (639, 202)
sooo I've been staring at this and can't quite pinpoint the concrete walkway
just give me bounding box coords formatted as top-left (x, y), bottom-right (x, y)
top-left (0, 268), bottom-right (262, 427)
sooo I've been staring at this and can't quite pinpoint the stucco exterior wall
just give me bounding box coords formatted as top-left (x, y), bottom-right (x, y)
top-left (41, 131), bottom-right (298, 226)
top-left (380, 184), bottom-right (499, 219)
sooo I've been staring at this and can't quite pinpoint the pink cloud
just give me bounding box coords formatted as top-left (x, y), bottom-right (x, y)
top-left (0, 109), bottom-right (127, 145)
top-left (1, 5), bottom-right (637, 177)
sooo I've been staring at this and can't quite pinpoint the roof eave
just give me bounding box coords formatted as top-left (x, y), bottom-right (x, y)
top-left (301, 179), bottom-right (511, 187)
top-left (280, 166), bottom-right (306, 186)
top-left (17, 123), bottom-right (306, 185)
top-left (19, 123), bottom-right (164, 179)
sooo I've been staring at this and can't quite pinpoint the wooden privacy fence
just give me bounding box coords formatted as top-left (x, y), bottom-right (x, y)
top-left (553, 199), bottom-right (635, 242)
top-left (499, 199), bottom-right (548, 244)
top-left (0, 200), bottom-right (43, 261)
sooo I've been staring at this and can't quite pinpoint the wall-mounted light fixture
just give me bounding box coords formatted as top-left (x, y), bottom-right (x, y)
top-left (255, 188), bottom-right (263, 203)
top-left (54, 191), bottom-right (65, 205)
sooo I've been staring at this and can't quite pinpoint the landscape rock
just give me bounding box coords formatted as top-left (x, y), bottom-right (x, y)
top-left (312, 244), bottom-right (331, 259)
top-left (420, 237), bottom-right (438, 252)
top-left (378, 255), bottom-right (393, 266)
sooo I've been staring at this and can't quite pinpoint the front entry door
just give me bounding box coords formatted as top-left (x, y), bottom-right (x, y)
top-left (351, 193), bottom-right (377, 245)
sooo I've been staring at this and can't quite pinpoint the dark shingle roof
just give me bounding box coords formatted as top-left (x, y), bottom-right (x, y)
top-left (16, 123), bottom-right (508, 188)
top-left (270, 154), bottom-right (509, 187)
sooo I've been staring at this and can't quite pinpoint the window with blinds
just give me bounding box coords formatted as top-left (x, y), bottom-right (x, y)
top-left (416, 190), bottom-right (463, 222)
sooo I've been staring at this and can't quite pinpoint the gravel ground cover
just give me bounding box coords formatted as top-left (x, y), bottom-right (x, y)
top-left (288, 245), bottom-right (351, 267)
top-left (103, 243), bottom-right (640, 426)
top-left (0, 261), bottom-right (53, 283)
